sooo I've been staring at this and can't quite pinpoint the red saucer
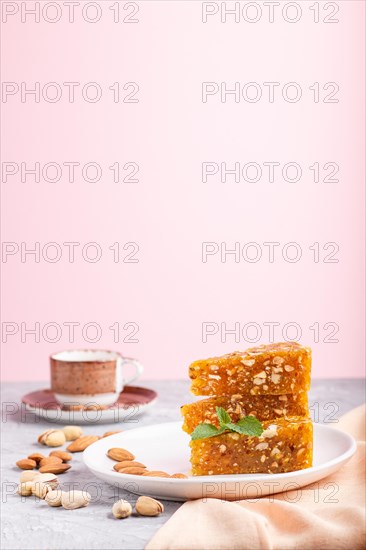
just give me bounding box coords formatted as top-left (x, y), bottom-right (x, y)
top-left (22, 386), bottom-right (157, 410)
top-left (21, 386), bottom-right (157, 424)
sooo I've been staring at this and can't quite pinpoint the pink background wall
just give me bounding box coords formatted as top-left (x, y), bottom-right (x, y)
top-left (1, 1), bottom-right (365, 382)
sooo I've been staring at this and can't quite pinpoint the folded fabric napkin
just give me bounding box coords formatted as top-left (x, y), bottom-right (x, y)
top-left (146, 404), bottom-right (366, 550)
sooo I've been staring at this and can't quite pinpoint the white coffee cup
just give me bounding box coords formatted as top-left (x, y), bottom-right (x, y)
top-left (50, 349), bottom-right (144, 407)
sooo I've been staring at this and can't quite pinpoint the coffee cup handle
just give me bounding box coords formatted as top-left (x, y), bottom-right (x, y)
top-left (117, 357), bottom-right (144, 391)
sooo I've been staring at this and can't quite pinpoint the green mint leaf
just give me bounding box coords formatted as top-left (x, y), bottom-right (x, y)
top-left (190, 411), bottom-right (264, 440)
top-left (236, 416), bottom-right (264, 437)
top-left (216, 406), bottom-right (231, 427)
top-left (191, 423), bottom-right (225, 441)
top-left (224, 422), bottom-right (244, 434)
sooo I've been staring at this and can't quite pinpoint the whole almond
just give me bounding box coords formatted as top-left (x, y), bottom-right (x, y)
top-left (20, 470), bottom-right (39, 483)
top-left (45, 489), bottom-right (64, 507)
top-left (62, 426), bottom-right (83, 441)
top-left (27, 453), bottom-right (45, 464)
top-left (17, 482), bottom-right (34, 496)
top-left (113, 461), bottom-right (146, 472)
top-left (39, 429), bottom-right (66, 447)
top-left (16, 458), bottom-right (36, 470)
top-left (103, 431), bottom-right (122, 438)
top-left (136, 496), bottom-right (164, 517)
top-left (49, 450), bottom-right (73, 462)
top-left (67, 435), bottom-right (99, 452)
top-left (141, 471), bottom-right (170, 478)
top-left (61, 490), bottom-right (91, 510)
top-left (112, 499), bottom-right (132, 519)
top-left (39, 456), bottom-right (63, 468)
top-left (107, 448), bottom-right (135, 462)
top-left (171, 473), bottom-right (188, 479)
top-left (117, 466), bottom-right (146, 475)
top-left (39, 463), bottom-right (71, 475)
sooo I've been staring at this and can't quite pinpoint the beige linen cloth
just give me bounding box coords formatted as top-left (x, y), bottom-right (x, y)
top-left (146, 404), bottom-right (366, 550)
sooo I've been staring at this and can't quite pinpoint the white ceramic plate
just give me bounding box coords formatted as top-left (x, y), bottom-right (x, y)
top-left (83, 421), bottom-right (356, 501)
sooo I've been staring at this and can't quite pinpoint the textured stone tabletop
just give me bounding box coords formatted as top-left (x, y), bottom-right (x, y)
top-left (1, 379), bottom-right (365, 550)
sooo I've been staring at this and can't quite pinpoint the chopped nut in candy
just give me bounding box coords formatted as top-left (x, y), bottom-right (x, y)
top-left (190, 416), bottom-right (313, 475)
top-left (189, 342), bottom-right (311, 396)
top-left (181, 391), bottom-right (309, 434)
top-left (185, 342), bottom-right (313, 476)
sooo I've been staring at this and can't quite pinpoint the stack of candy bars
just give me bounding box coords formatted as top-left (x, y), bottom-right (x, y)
top-left (181, 342), bottom-right (313, 476)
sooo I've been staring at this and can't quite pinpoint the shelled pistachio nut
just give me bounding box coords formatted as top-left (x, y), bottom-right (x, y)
top-left (33, 473), bottom-right (59, 489)
top-left (17, 482), bottom-right (34, 496)
top-left (19, 470), bottom-right (39, 483)
top-left (45, 489), bottom-right (64, 507)
top-left (135, 496), bottom-right (164, 517)
top-left (38, 429), bottom-right (66, 447)
top-left (32, 481), bottom-right (52, 499)
top-left (112, 499), bottom-right (133, 519)
top-left (61, 490), bottom-right (91, 510)
top-left (62, 426), bottom-right (83, 441)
